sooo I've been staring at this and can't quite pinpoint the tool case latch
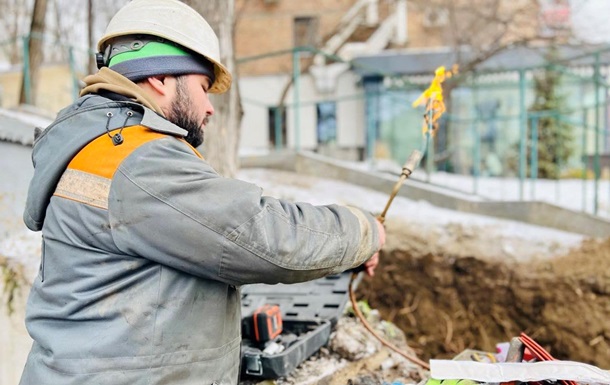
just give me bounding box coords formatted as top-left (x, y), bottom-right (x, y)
top-left (244, 353), bottom-right (263, 376)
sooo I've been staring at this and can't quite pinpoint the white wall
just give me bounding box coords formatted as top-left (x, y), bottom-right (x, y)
top-left (239, 74), bottom-right (290, 150)
top-left (335, 71), bottom-right (366, 148)
top-left (286, 74), bottom-right (318, 150)
top-left (238, 69), bottom-right (366, 153)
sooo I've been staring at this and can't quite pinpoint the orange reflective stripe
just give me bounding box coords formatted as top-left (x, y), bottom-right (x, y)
top-left (68, 125), bottom-right (169, 179)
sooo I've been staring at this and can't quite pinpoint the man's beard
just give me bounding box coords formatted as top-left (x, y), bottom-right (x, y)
top-left (168, 76), bottom-right (208, 148)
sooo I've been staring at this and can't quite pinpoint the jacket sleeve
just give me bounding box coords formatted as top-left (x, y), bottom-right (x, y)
top-left (108, 137), bottom-right (380, 286)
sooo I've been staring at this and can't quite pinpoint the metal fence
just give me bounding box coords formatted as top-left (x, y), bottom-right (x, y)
top-left (236, 46), bottom-right (610, 218)
top-left (377, 70), bottom-right (609, 214)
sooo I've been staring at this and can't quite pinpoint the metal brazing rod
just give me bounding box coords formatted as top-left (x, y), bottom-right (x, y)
top-left (377, 149), bottom-right (423, 224)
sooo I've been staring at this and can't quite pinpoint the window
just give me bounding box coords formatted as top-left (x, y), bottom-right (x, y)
top-left (294, 16), bottom-right (319, 49)
top-left (316, 101), bottom-right (337, 144)
top-left (268, 106), bottom-right (287, 148)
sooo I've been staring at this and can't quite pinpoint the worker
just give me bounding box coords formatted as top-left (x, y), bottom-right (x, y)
top-left (19, 0), bottom-right (385, 384)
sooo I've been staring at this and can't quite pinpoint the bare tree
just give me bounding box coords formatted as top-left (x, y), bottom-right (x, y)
top-left (19, 0), bottom-right (48, 105)
top-left (46, 0), bottom-right (80, 63)
top-left (410, 0), bottom-right (568, 77)
top-left (0, 0), bottom-right (34, 65)
top-left (87, 0), bottom-right (95, 74)
top-left (181, 0), bottom-right (242, 178)
top-left (44, 0), bottom-right (127, 76)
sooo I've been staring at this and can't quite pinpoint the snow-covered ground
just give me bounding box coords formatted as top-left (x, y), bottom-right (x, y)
top-left (408, 170), bottom-right (610, 219)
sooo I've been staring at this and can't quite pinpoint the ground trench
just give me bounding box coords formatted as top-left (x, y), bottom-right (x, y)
top-left (360, 233), bottom-right (610, 369)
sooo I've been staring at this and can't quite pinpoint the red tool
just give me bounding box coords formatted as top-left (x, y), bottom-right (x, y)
top-left (519, 332), bottom-right (578, 385)
top-left (252, 304), bottom-right (283, 343)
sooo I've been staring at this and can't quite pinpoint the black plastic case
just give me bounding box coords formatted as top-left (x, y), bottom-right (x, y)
top-left (240, 273), bottom-right (356, 379)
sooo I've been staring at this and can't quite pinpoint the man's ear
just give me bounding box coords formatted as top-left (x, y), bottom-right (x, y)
top-left (145, 75), bottom-right (168, 95)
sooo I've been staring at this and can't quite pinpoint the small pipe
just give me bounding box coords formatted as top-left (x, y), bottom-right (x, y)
top-left (349, 273), bottom-right (430, 370)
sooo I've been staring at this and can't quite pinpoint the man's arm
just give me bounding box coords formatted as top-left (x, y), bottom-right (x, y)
top-left (109, 138), bottom-right (382, 286)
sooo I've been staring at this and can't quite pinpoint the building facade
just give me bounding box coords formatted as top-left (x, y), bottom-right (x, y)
top-left (233, 0), bottom-right (550, 160)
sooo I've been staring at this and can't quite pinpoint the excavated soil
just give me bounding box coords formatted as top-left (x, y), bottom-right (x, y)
top-left (360, 219), bottom-right (610, 369)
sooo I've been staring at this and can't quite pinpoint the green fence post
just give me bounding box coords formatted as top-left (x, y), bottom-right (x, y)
top-left (472, 74), bottom-right (479, 195)
top-left (554, 113), bottom-right (561, 203)
top-left (363, 78), bottom-right (381, 164)
top-left (530, 115), bottom-right (539, 200)
top-left (603, 83), bottom-right (609, 216)
top-left (292, 48), bottom-right (301, 151)
top-left (68, 46), bottom-right (79, 101)
top-left (426, 132), bottom-right (433, 183)
top-left (22, 34), bottom-right (31, 105)
top-left (594, 52), bottom-right (601, 215)
top-left (582, 109), bottom-right (588, 213)
top-left (472, 117), bottom-right (480, 195)
top-left (365, 90), bottom-right (376, 163)
top-left (519, 69), bottom-right (527, 200)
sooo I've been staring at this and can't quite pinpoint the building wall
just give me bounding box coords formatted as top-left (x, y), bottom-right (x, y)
top-left (234, 1), bottom-right (543, 155)
top-left (235, 0), bottom-right (543, 74)
top-left (235, 0), bottom-right (357, 76)
top-left (238, 70), bottom-right (366, 154)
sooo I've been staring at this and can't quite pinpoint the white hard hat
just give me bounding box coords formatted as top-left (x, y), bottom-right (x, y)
top-left (98, 0), bottom-right (231, 93)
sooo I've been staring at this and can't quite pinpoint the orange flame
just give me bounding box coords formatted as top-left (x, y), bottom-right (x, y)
top-left (412, 65), bottom-right (458, 136)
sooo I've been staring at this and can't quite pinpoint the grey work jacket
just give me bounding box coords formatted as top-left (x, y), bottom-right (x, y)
top-left (20, 74), bottom-right (380, 385)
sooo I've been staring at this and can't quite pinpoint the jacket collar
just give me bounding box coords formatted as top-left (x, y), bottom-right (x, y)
top-left (141, 107), bottom-right (187, 137)
top-left (80, 68), bottom-right (163, 113)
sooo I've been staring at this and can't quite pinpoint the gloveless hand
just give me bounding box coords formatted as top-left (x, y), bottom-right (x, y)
top-left (364, 219), bottom-right (385, 277)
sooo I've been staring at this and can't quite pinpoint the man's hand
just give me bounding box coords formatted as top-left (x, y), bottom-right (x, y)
top-left (364, 219), bottom-right (386, 277)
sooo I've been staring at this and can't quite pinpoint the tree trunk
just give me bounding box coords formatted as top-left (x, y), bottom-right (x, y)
top-left (19, 0), bottom-right (48, 105)
top-left (181, 0), bottom-right (242, 178)
top-left (87, 0), bottom-right (95, 75)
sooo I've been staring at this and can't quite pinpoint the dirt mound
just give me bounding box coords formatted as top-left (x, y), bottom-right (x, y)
top-left (360, 220), bottom-right (610, 368)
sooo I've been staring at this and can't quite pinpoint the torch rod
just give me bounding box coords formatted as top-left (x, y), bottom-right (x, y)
top-left (377, 149), bottom-right (423, 223)
top-left (377, 98), bottom-right (434, 223)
